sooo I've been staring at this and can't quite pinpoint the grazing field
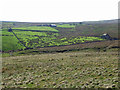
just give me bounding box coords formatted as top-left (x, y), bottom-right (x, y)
top-left (2, 49), bottom-right (119, 88)
top-left (2, 25), bottom-right (105, 51)
top-left (1, 20), bottom-right (119, 89)
top-left (13, 26), bottom-right (59, 32)
top-left (2, 36), bottom-right (25, 51)
top-left (75, 23), bottom-right (118, 38)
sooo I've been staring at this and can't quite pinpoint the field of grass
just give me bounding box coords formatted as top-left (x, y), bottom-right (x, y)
top-left (1, 21), bottom-right (119, 89)
top-left (2, 48), bottom-right (119, 88)
top-left (1, 21), bottom-right (118, 52)
top-left (2, 36), bottom-right (25, 51)
top-left (2, 40), bottom-right (119, 57)
top-left (12, 26), bottom-right (58, 32)
top-left (1, 30), bottom-right (14, 36)
top-left (75, 23), bottom-right (118, 38)
top-left (1, 26), bottom-right (104, 52)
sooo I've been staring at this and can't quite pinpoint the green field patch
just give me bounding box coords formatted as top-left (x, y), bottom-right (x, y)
top-left (2, 36), bottom-right (25, 51)
top-left (1, 30), bottom-right (14, 36)
top-left (61, 37), bottom-right (67, 41)
top-left (13, 31), bottom-right (59, 48)
top-left (14, 30), bottom-right (48, 36)
top-left (2, 29), bottom-right (104, 52)
top-left (57, 24), bottom-right (75, 28)
top-left (12, 26), bottom-right (58, 32)
top-left (68, 36), bottom-right (104, 43)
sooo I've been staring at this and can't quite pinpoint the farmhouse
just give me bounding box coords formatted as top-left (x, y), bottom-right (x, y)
top-left (50, 24), bottom-right (57, 27)
top-left (101, 33), bottom-right (111, 40)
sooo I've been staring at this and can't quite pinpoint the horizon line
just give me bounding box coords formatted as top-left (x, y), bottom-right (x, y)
top-left (1, 18), bottom-right (118, 23)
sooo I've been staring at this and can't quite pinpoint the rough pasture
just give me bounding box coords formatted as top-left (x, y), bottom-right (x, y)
top-left (2, 49), bottom-right (119, 88)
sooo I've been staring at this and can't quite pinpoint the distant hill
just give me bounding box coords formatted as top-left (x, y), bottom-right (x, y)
top-left (82, 19), bottom-right (118, 24)
top-left (2, 19), bottom-right (118, 24)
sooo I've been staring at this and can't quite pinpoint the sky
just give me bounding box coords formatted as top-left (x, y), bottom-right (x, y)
top-left (1, 0), bottom-right (119, 22)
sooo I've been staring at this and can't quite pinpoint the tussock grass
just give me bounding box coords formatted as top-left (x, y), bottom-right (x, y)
top-left (2, 49), bottom-right (119, 88)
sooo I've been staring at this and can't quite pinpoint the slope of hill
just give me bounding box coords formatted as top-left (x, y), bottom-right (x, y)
top-left (1, 19), bottom-right (119, 88)
top-left (2, 48), bottom-right (118, 88)
top-left (82, 19), bottom-right (118, 24)
top-left (1, 19), bottom-right (118, 52)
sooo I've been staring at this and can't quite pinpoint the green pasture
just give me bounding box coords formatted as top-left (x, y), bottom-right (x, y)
top-left (2, 28), bottom-right (104, 51)
top-left (2, 36), bottom-right (25, 51)
top-left (13, 30), bottom-right (59, 37)
top-left (1, 30), bottom-right (14, 35)
top-left (12, 26), bottom-right (58, 32)
top-left (68, 36), bottom-right (103, 44)
top-left (15, 32), bottom-right (104, 49)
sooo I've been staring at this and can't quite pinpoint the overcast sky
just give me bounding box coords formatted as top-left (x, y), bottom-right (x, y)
top-left (1, 0), bottom-right (119, 22)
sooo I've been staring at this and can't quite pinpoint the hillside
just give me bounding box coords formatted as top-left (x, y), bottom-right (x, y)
top-left (2, 48), bottom-right (119, 88)
top-left (82, 19), bottom-right (118, 24)
top-left (1, 19), bottom-right (119, 88)
top-left (1, 19), bottom-right (119, 53)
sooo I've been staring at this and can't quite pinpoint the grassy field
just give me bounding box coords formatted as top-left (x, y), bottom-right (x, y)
top-left (1, 20), bottom-right (119, 89)
top-left (2, 48), bottom-right (119, 88)
top-left (2, 36), bottom-right (25, 51)
top-left (12, 26), bottom-right (59, 32)
top-left (2, 26), bottom-right (104, 51)
top-left (2, 40), bottom-right (119, 57)
top-left (75, 23), bottom-right (118, 38)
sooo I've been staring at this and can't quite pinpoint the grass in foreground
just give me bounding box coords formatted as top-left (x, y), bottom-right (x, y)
top-left (2, 49), bottom-right (119, 88)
